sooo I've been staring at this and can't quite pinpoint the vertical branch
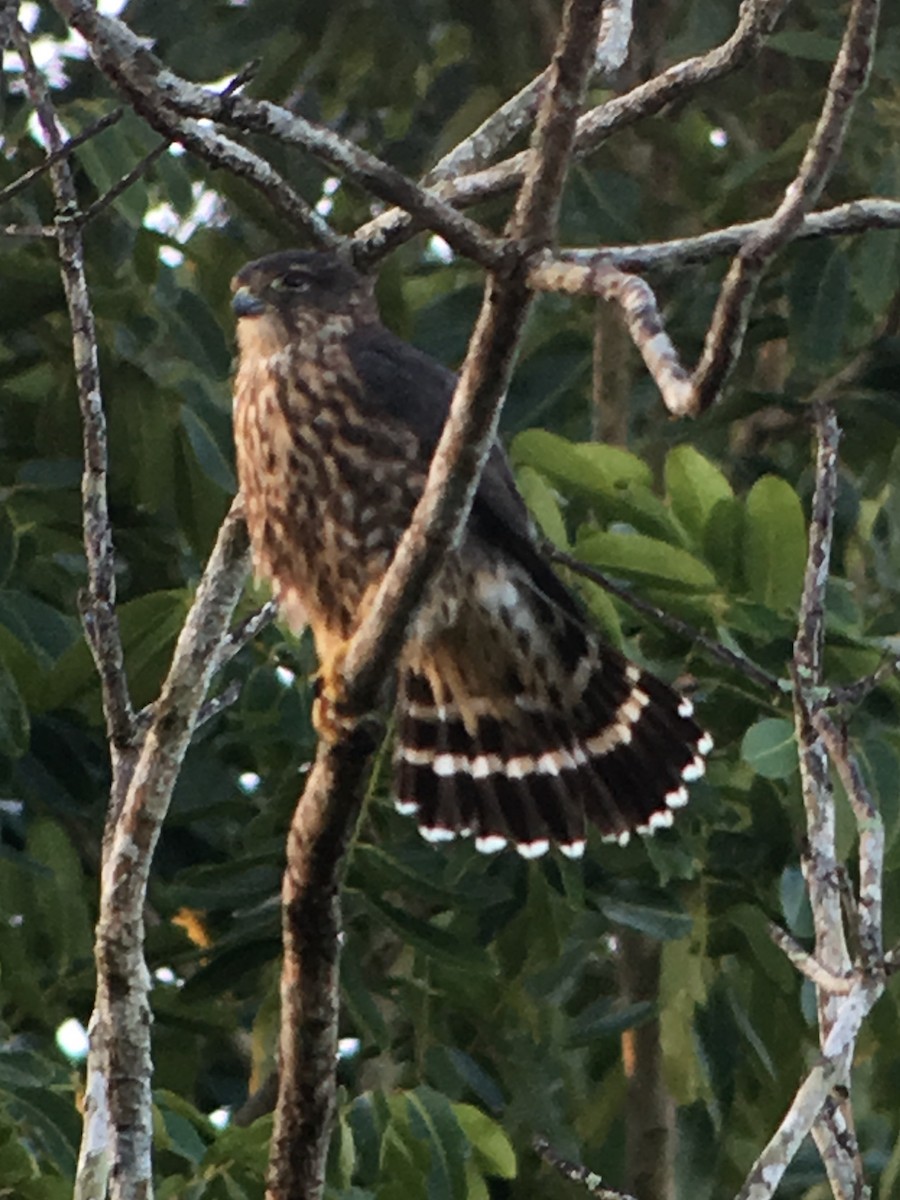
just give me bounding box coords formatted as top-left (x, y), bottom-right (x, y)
top-left (10, 23), bottom-right (135, 766)
top-left (738, 406), bottom-right (885, 1200)
top-left (791, 406), bottom-right (863, 1199)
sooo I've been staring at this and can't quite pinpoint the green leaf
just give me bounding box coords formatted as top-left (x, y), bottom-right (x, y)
top-left (27, 818), bottom-right (93, 964)
top-left (743, 476), bottom-right (806, 611)
top-left (405, 1087), bottom-right (468, 1200)
top-left (181, 404), bottom-right (237, 493)
top-left (741, 718), bottom-right (797, 780)
top-left (569, 577), bottom-right (623, 647)
top-left (703, 498), bottom-right (744, 591)
top-left (341, 953), bottom-right (391, 1051)
top-left (159, 1107), bottom-right (208, 1164)
top-left (568, 999), bottom-right (656, 1046)
top-left (664, 446), bottom-right (733, 544)
top-left (453, 1104), bottom-right (516, 1179)
top-left (599, 896), bottom-right (693, 940)
top-left (360, 894), bottom-right (494, 974)
top-left (0, 506), bottom-right (18, 589)
top-left (789, 244), bottom-right (850, 367)
top-left (510, 430), bottom-right (651, 495)
top-left (0, 658), bottom-right (29, 757)
top-left (515, 465), bottom-right (568, 548)
top-left (769, 30), bottom-right (841, 62)
top-left (576, 531), bottom-right (716, 592)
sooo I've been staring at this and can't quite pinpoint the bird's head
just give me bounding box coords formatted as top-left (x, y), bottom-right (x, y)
top-left (231, 250), bottom-right (376, 336)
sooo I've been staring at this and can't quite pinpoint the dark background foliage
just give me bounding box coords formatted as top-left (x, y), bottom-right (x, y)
top-left (2, 0), bottom-right (900, 1196)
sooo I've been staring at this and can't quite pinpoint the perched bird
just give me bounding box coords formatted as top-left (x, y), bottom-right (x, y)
top-left (231, 249), bottom-right (711, 859)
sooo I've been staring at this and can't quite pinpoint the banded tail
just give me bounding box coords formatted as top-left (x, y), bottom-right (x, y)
top-left (392, 565), bottom-right (712, 858)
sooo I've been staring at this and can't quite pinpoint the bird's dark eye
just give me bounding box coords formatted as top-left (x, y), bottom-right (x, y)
top-left (273, 270), bottom-right (312, 292)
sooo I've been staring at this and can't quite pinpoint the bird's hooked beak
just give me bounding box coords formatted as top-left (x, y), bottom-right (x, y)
top-left (232, 286), bottom-right (267, 318)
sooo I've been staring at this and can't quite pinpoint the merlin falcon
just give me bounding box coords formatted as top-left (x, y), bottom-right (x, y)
top-left (231, 249), bottom-right (712, 859)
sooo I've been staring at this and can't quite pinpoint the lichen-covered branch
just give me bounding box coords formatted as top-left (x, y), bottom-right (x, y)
top-left (90, 504), bottom-right (250, 1200)
top-left (747, 404), bottom-right (886, 1200)
top-left (11, 22), bottom-right (135, 759)
top-left (556, 199), bottom-right (900, 272)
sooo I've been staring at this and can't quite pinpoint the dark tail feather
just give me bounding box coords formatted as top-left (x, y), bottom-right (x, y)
top-left (392, 655), bottom-right (712, 858)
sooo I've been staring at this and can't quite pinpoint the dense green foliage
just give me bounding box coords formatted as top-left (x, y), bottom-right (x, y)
top-left (2, 0), bottom-right (900, 1196)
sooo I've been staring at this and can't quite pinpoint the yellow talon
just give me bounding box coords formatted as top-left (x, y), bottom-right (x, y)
top-left (311, 644), bottom-right (356, 742)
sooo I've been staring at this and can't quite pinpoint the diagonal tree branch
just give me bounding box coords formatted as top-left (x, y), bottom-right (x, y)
top-left (691, 0), bottom-right (882, 411)
top-left (357, 0), bottom-right (789, 256)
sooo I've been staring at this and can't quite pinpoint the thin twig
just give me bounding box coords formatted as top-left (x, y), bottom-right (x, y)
top-left (421, 0), bottom-right (633, 187)
top-left (789, 403), bottom-right (866, 1199)
top-left (547, 545), bottom-right (782, 693)
top-left (825, 654), bottom-right (900, 708)
top-left (0, 106), bottom-right (122, 209)
top-left (534, 1136), bottom-right (637, 1200)
top-left (196, 679), bottom-right (242, 728)
top-left (215, 598), bottom-right (279, 669)
top-left (77, 138), bottom-right (169, 227)
top-left (1, 221), bottom-right (57, 237)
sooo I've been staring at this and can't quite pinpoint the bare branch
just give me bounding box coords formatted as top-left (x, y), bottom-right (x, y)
top-left (557, 199), bottom-right (900, 272)
top-left (266, 720), bottom-right (379, 1200)
top-left (87, 503), bottom-right (249, 1200)
top-left (789, 403), bottom-right (871, 1198)
top-left (76, 137), bottom-right (170, 228)
top-left (422, 0), bottom-right (633, 187)
top-left (530, 257), bottom-right (695, 415)
top-left (360, 0), bottom-right (788, 254)
top-left (795, 406), bottom-right (841, 686)
top-left (825, 652), bottom-right (900, 708)
top-left (692, 0), bottom-right (882, 411)
top-left (736, 1059), bottom-right (842, 1200)
top-left (12, 22), bottom-right (135, 757)
top-left (49, 0), bottom-right (505, 267)
top-left (215, 597), bottom-right (279, 670)
top-left (768, 923), bottom-right (855, 994)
